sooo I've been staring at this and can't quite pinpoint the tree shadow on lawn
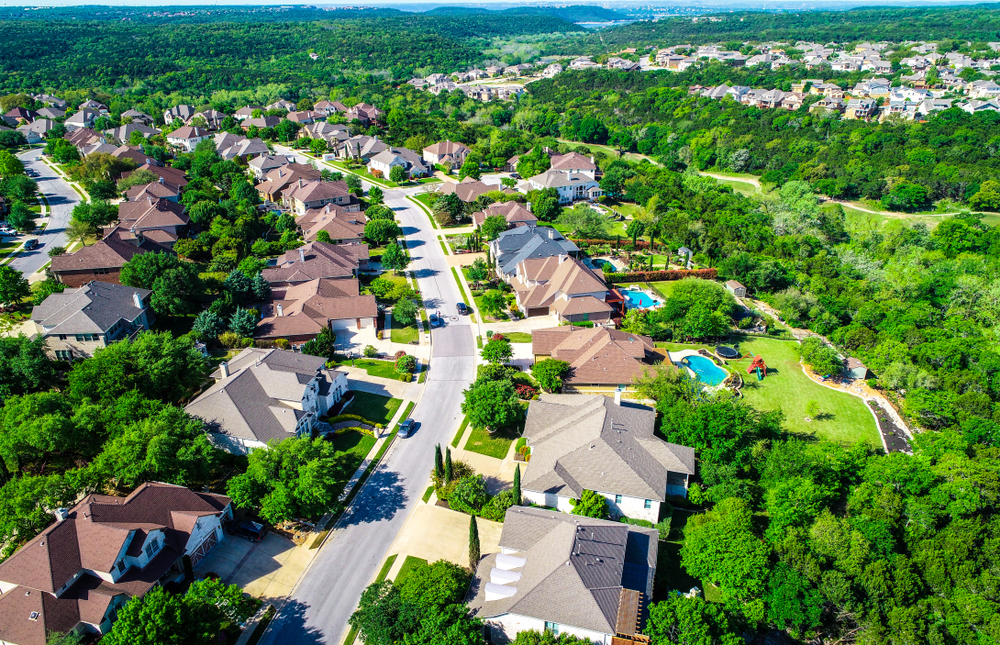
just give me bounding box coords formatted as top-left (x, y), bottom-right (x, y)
top-left (339, 469), bottom-right (406, 527)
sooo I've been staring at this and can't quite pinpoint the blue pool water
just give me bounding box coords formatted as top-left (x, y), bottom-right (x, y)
top-left (621, 289), bottom-right (656, 308)
top-left (682, 355), bottom-right (729, 386)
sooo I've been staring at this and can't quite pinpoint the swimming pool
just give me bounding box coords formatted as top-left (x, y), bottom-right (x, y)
top-left (621, 289), bottom-right (657, 308)
top-left (682, 355), bottom-right (729, 386)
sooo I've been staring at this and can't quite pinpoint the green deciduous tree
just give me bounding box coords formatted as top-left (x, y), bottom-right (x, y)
top-left (393, 297), bottom-right (418, 326)
top-left (367, 186), bottom-right (384, 205)
top-left (389, 165), bottom-right (407, 183)
top-left (381, 241), bottom-right (409, 272)
top-left (0, 150), bottom-right (24, 177)
top-left (0, 265), bottom-right (30, 307)
top-left (646, 596), bottom-right (742, 645)
top-left (557, 203), bottom-right (611, 238)
top-left (531, 358), bottom-right (569, 392)
top-left (364, 219), bottom-right (401, 246)
top-left (479, 215), bottom-right (508, 241)
top-left (481, 338), bottom-right (513, 365)
top-left (7, 201), bottom-right (35, 234)
top-left (570, 489), bottom-right (609, 519)
top-left (481, 289), bottom-right (506, 317)
top-left (461, 378), bottom-right (522, 433)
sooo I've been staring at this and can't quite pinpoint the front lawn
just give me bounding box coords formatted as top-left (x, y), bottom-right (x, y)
top-left (326, 429), bottom-right (377, 462)
top-left (344, 391), bottom-right (403, 427)
top-left (464, 426), bottom-right (515, 459)
top-left (501, 332), bottom-right (533, 343)
top-left (328, 357), bottom-right (401, 380)
top-left (394, 556), bottom-right (429, 583)
top-left (391, 318), bottom-right (419, 344)
top-left (657, 336), bottom-right (878, 445)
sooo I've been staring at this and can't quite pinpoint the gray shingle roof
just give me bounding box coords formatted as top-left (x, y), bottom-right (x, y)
top-left (31, 282), bottom-right (150, 335)
top-left (490, 226), bottom-right (579, 276)
top-left (522, 394), bottom-right (695, 501)
top-left (467, 507), bottom-right (657, 636)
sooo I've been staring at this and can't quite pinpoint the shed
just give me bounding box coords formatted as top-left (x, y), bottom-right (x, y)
top-left (845, 357), bottom-right (871, 380)
top-left (725, 280), bottom-right (746, 298)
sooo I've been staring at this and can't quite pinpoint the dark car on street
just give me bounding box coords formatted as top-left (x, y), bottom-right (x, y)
top-left (456, 302), bottom-right (468, 315)
top-left (398, 418), bottom-right (416, 437)
top-left (229, 520), bottom-right (267, 543)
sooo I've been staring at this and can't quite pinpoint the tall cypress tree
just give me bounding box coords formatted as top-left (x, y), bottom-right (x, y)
top-left (513, 463), bottom-right (521, 506)
top-left (445, 447), bottom-right (453, 484)
top-left (434, 444), bottom-right (444, 481)
top-left (469, 513), bottom-right (481, 569)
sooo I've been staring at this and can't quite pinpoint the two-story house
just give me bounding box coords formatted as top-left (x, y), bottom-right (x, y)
top-left (520, 394), bottom-right (695, 521)
top-left (510, 255), bottom-right (613, 323)
top-left (165, 126), bottom-right (211, 152)
top-left (489, 226), bottom-right (579, 278)
top-left (367, 147), bottom-right (431, 179)
top-left (422, 140), bottom-right (471, 167)
top-left (186, 348), bottom-right (351, 454)
top-left (281, 179), bottom-right (358, 216)
top-left (0, 483), bottom-right (231, 645)
top-left (30, 282), bottom-right (154, 360)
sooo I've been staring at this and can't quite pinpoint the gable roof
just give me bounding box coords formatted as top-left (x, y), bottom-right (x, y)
top-left (166, 125), bottom-right (209, 141)
top-left (297, 204), bottom-right (367, 242)
top-left (532, 326), bottom-right (654, 386)
top-left (49, 226), bottom-right (168, 274)
top-left (262, 241), bottom-right (368, 284)
top-left (468, 506), bottom-right (657, 636)
top-left (472, 200), bottom-right (537, 228)
top-left (439, 177), bottom-right (494, 203)
top-left (522, 394), bottom-right (694, 503)
top-left (513, 256), bottom-right (609, 312)
top-left (31, 282), bottom-right (150, 335)
top-left (549, 151), bottom-right (597, 172)
top-left (255, 165), bottom-right (322, 197)
top-left (423, 139), bottom-right (470, 157)
top-left (118, 197), bottom-right (188, 230)
top-left (186, 348), bottom-right (344, 444)
top-left (283, 179), bottom-right (351, 205)
top-left (491, 226), bottom-right (579, 276)
top-left (255, 278), bottom-right (377, 340)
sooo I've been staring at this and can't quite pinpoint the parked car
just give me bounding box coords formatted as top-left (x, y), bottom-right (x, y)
top-left (229, 520), bottom-right (267, 543)
top-left (398, 418), bottom-right (416, 438)
top-left (456, 302), bottom-right (468, 315)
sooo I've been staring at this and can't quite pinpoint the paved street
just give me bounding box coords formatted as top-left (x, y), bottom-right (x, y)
top-left (8, 148), bottom-right (80, 277)
top-left (260, 160), bottom-right (476, 644)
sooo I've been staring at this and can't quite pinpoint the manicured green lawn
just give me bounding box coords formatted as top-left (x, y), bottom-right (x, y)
top-left (329, 357), bottom-right (401, 380)
top-left (326, 429), bottom-right (378, 461)
top-left (658, 336), bottom-right (878, 445)
top-left (648, 281), bottom-right (681, 299)
top-left (502, 332), bottom-right (533, 343)
top-left (394, 556), bottom-right (428, 583)
top-left (452, 415), bottom-right (470, 447)
top-left (391, 318), bottom-right (419, 344)
top-left (464, 426), bottom-right (515, 459)
top-left (344, 391), bottom-right (403, 427)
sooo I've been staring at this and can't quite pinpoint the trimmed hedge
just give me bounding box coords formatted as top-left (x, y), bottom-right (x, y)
top-left (605, 268), bottom-right (718, 283)
top-left (326, 413), bottom-right (383, 429)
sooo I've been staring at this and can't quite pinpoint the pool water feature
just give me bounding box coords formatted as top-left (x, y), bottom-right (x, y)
top-left (621, 289), bottom-right (657, 309)
top-left (682, 355), bottom-right (729, 386)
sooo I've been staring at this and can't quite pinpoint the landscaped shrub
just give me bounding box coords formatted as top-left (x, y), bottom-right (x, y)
top-left (327, 413), bottom-right (383, 429)
top-left (515, 384), bottom-right (537, 399)
top-left (363, 345), bottom-right (378, 358)
top-left (274, 339), bottom-right (291, 349)
top-left (604, 268), bottom-right (718, 283)
top-left (491, 333), bottom-right (504, 341)
top-left (448, 475), bottom-right (490, 515)
top-left (480, 489), bottom-right (516, 521)
top-left (515, 437), bottom-right (527, 453)
top-left (396, 354), bottom-right (416, 374)
top-left (432, 460), bottom-right (474, 501)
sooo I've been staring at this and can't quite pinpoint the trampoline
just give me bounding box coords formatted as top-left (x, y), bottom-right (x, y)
top-left (716, 345), bottom-right (739, 359)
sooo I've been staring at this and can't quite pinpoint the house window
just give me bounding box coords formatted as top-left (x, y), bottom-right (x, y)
top-left (55, 350), bottom-right (73, 360)
top-left (544, 622), bottom-right (560, 636)
top-left (116, 560), bottom-right (126, 573)
top-left (615, 495), bottom-right (622, 505)
top-left (144, 538), bottom-right (160, 559)
top-left (58, 335), bottom-right (67, 341)
top-left (644, 499), bottom-right (653, 510)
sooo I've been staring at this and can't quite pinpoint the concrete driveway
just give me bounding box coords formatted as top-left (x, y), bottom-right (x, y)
top-left (195, 532), bottom-right (315, 602)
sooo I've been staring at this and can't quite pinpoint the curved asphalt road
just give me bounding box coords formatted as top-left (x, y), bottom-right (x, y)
top-left (261, 150), bottom-right (477, 645)
top-left (8, 148), bottom-right (80, 277)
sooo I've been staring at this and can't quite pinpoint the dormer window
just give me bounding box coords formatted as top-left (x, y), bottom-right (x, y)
top-left (144, 537), bottom-right (160, 559)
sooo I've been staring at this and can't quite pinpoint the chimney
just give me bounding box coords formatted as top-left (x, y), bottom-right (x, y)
top-left (132, 291), bottom-right (143, 309)
top-left (277, 304), bottom-right (284, 317)
top-left (559, 254), bottom-right (568, 264)
top-left (299, 247), bottom-right (306, 262)
top-left (53, 508), bottom-right (69, 522)
top-left (614, 386), bottom-right (622, 406)
top-left (219, 361), bottom-right (230, 378)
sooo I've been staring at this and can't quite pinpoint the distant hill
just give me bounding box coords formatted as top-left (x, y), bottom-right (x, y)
top-left (423, 4), bottom-right (628, 23)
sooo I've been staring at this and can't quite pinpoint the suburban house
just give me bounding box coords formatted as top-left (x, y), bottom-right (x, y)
top-left (109, 144), bottom-right (161, 168)
top-left (49, 226), bottom-right (171, 287)
top-left (472, 200), bottom-right (537, 229)
top-left (467, 506), bottom-right (658, 645)
top-left (30, 281), bottom-right (154, 360)
top-left (209, 132), bottom-right (266, 161)
top-left (286, 110), bottom-right (320, 125)
top-left (725, 280), bottom-right (746, 298)
top-left (422, 140), bottom-right (471, 167)
top-left (262, 241), bottom-right (369, 287)
top-left (165, 126), bottom-right (211, 152)
top-left (248, 154), bottom-right (297, 180)
top-left (525, 170), bottom-right (602, 204)
top-left (232, 105), bottom-right (263, 121)
top-left (299, 121), bottom-right (349, 144)
top-left (64, 108), bottom-right (98, 132)
top-left (345, 103), bottom-right (382, 126)
top-left (15, 119), bottom-right (56, 144)
top-left (336, 135), bottom-right (387, 161)
top-left (607, 56), bottom-right (640, 71)
top-left (0, 483), bottom-right (232, 645)
top-left (240, 116), bottom-right (281, 131)
top-left (549, 152), bottom-right (598, 178)
top-left (105, 123), bottom-right (160, 144)
top-left (368, 147), bottom-right (431, 178)
top-left (281, 179), bottom-right (358, 216)
top-left (314, 100), bottom-right (348, 117)
top-left (189, 109), bottom-right (228, 129)
top-left (255, 165), bottom-right (323, 203)
top-left (297, 204), bottom-right (367, 244)
top-left (121, 108), bottom-right (154, 125)
top-left (439, 177), bottom-right (495, 203)
top-left (521, 394), bottom-right (696, 521)
top-left (489, 226), bottom-right (579, 278)
top-left (267, 99), bottom-right (297, 112)
top-left (163, 104), bottom-right (196, 125)
top-left (186, 348), bottom-right (350, 454)
top-left (511, 256), bottom-right (613, 323)
top-left (810, 96), bottom-right (846, 113)
top-left (121, 164), bottom-right (188, 192)
top-left (255, 278), bottom-right (377, 343)
top-left (36, 106), bottom-right (66, 120)
top-left (116, 197), bottom-right (188, 246)
top-left (78, 99), bottom-right (108, 114)
top-left (845, 98), bottom-right (878, 120)
top-left (531, 326), bottom-right (656, 392)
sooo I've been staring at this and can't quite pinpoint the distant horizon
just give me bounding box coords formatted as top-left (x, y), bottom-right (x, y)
top-left (6, 0), bottom-right (1000, 7)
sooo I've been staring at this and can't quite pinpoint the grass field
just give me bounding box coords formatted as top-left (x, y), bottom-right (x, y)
top-left (330, 357), bottom-right (401, 380)
top-left (391, 317), bottom-right (419, 344)
top-left (344, 392), bottom-right (403, 427)
top-left (464, 425), bottom-right (515, 459)
top-left (394, 556), bottom-right (429, 583)
top-left (452, 415), bottom-right (470, 448)
top-left (659, 336), bottom-right (878, 445)
top-left (648, 281), bottom-right (681, 299)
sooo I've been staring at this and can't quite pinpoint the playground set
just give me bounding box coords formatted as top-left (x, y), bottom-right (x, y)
top-left (747, 355), bottom-right (767, 381)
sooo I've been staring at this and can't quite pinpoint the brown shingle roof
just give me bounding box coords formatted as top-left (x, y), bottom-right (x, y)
top-left (532, 327), bottom-right (653, 386)
top-left (514, 256), bottom-right (608, 313)
top-left (472, 200), bottom-right (537, 228)
top-left (262, 241), bottom-right (368, 285)
top-left (297, 204), bottom-right (366, 242)
top-left (117, 198), bottom-right (187, 231)
top-left (255, 278), bottom-right (377, 340)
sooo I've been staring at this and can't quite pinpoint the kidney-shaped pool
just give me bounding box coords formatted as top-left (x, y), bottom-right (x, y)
top-left (682, 355), bottom-right (729, 386)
